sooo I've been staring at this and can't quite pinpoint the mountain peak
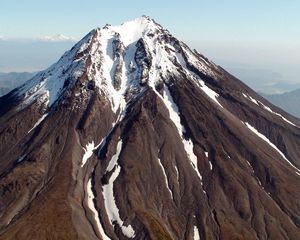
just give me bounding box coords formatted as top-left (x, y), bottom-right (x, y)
top-left (14, 16), bottom-right (220, 116)
top-left (96, 15), bottom-right (163, 47)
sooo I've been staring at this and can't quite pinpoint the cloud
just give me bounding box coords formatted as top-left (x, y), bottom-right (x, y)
top-left (37, 34), bottom-right (77, 42)
top-left (0, 34), bottom-right (78, 42)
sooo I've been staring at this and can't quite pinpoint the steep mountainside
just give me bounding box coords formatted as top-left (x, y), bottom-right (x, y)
top-left (0, 16), bottom-right (300, 240)
top-left (262, 88), bottom-right (300, 118)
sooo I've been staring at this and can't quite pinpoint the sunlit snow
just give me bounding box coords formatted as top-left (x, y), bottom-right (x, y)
top-left (87, 179), bottom-right (111, 240)
top-left (258, 101), bottom-right (298, 127)
top-left (242, 93), bottom-right (259, 105)
top-left (158, 158), bottom-right (173, 199)
top-left (193, 226), bottom-right (201, 240)
top-left (28, 113), bottom-right (49, 133)
top-left (81, 142), bottom-right (95, 167)
top-left (163, 85), bottom-right (202, 181)
top-left (102, 140), bottom-right (135, 238)
top-left (198, 80), bottom-right (223, 108)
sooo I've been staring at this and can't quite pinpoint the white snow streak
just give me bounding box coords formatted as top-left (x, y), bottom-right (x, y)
top-left (90, 16), bottom-right (164, 117)
top-left (205, 152), bottom-right (212, 170)
top-left (246, 161), bottom-right (254, 174)
top-left (242, 93), bottom-right (259, 105)
top-left (183, 139), bottom-right (202, 180)
top-left (198, 80), bottom-right (223, 108)
top-left (174, 165), bottom-right (179, 182)
top-left (81, 142), bottom-right (95, 167)
top-left (17, 155), bottom-right (26, 163)
top-left (193, 226), bottom-right (201, 240)
top-left (257, 178), bottom-right (263, 187)
top-left (163, 85), bottom-right (202, 181)
top-left (244, 122), bottom-right (300, 175)
top-left (105, 140), bottom-right (123, 172)
top-left (158, 158), bottom-right (173, 199)
top-left (258, 101), bottom-right (298, 127)
top-left (208, 161), bottom-right (213, 171)
top-left (87, 179), bottom-right (111, 240)
top-left (163, 85), bottom-right (185, 133)
top-left (242, 92), bottom-right (298, 127)
top-left (102, 140), bottom-right (135, 238)
top-left (174, 50), bottom-right (223, 109)
top-left (96, 29), bottom-right (127, 114)
top-left (28, 113), bottom-right (49, 133)
top-left (182, 45), bottom-right (217, 79)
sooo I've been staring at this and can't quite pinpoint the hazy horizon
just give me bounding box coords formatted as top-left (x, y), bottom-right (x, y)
top-left (1, 0), bottom-right (299, 93)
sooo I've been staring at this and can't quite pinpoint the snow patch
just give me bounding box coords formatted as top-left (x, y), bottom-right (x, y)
top-left (182, 45), bottom-right (217, 79)
top-left (163, 85), bottom-right (185, 134)
top-left (28, 113), bottom-right (49, 133)
top-left (174, 165), bottom-right (179, 182)
top-left (173, 49), bottom-right (223, 108)
top-left (198, 80), bottom-right (223, 108)
top-left (246, 160), bottom-right (254, 173)
top-left (87, 179), bottom-right (111, 240)
top-left (257, 178), bottom-right (263, 187)
top-left (242, 93), bottom-right (259, 105)
top-left (208, 161), bottom-right (213, 171)
top-left (158, 158), bottom-right (173, 199)
top-left (244, 122), bottom-right (300, 175)
top-left (110, 16), bottom-right (159, 47)
top-left (193, 226), bottom-right (201, 240)
top-left (258, 101), bottom-right (298, 127)
top-left (102, 140), bottom-right (135, 238)
top-left (81, 142), bottom-right (95, 167)
top-left (162, 85), bottom-right (202, 181)
top-left (183, 139), bottom-right (202, 180)
top-left (106, 140), bottom-right (123, 172)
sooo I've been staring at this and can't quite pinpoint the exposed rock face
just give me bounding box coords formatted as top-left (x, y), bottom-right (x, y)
top-left (135, 38), bottom-right (152, 85)
top-left (112, 36), bottom-right (125, 90)
top-left (0, 16), bottom-right (300, 240)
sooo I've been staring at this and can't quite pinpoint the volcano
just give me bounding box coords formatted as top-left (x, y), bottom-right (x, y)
top-left (0, 16), bottom-right (300, 240)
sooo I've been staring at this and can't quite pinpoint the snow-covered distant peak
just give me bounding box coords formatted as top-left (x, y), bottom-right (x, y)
top-left (38, 34), bottom-right (77, 42)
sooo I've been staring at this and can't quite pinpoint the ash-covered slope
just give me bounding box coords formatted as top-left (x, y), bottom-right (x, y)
top-left (0, 16), bottom-right (300, 240)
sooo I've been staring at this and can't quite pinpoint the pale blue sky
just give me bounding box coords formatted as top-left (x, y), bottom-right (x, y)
top-left (1, 0), bottom-right (299, 42)
top-left (1, 0), bottom-right (300, 91)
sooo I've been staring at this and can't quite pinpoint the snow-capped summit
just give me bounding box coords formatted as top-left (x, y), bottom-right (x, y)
top-left (102, 15), bottom-right (162, 46)
top-left (13, 16), bottom-right (221, 117)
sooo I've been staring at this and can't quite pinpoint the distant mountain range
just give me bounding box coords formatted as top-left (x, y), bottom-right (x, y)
top-left (227, 67), bottom-right (300, 95)
top-left (0, 72), bottom-right (36, 96)
top-left (262, 89), bottom-right (300, 118)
